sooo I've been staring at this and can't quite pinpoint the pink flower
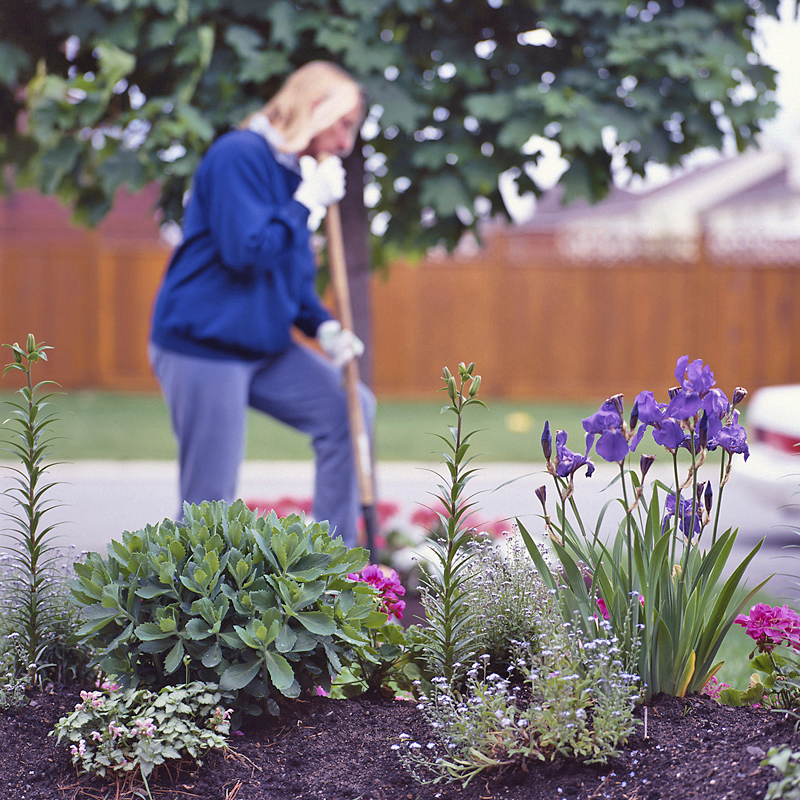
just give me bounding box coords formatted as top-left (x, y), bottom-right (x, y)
top-left (108, 722), bottom-right (124, 739)
top-left (347, 564), bottom-right (407, 620)
top-left (80, 690), bottom-right (105, 709)
top-left (596, 594), bottom-right (644, 620)
top-left (134, 718), bottom-right (157, 738)
top-left (735, 603), bottom-right (800, 651)
top-left (316, 686), bottom-right (329, 696)
top-left (701, 674), bottom-right (730, 701)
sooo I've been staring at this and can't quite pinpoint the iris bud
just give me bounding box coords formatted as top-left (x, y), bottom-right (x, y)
top-left (704, 481), bottom-right (713, 514)
top-left (610, 393), bottom-right (624, 419)
top-left (732, 387), bottom-right (748, 406)
top-left (698, 410), bottom-right (709, 450)
top-left (535, 485), bottom-right (547, 510)
top-left (640, 454), bottom-right (656, 480)
top-left (668, 386), bottom-right (681, 400)
top-left (629, 401), bottom-right (639, 430)
top-left (541, 421), bottom-right (552, 461)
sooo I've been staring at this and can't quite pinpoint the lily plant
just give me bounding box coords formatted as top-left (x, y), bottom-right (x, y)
top-left (521, 356), bottom-right (768, 700)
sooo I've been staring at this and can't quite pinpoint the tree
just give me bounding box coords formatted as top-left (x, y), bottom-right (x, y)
top-left (0, 0), bottom-right (782, 367)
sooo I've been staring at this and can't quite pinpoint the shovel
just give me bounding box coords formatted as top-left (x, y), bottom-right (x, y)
top-left (324, 200), bottom-right (378, 558)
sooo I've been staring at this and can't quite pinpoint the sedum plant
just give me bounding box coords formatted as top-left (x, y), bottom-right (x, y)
top-left (523, 355), bottom-right (767, 699)
top-left (69, 500), bottom-right (386, 715)
top-left (54, 681), bottom-right (231, 796)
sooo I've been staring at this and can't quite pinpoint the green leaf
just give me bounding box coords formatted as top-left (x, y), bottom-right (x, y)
top-left (164, 639), bottom-right (185, 674)
top-left (275, 622), bottom-right (297, 653)
top-left (295, 610), bottom-right (336, 636)
top-left (263, 650), bottom-right (295, 693)
top-left (135, 622), bottom-right (172, 641)
top-left (220, 659), bottom-right (262, 691)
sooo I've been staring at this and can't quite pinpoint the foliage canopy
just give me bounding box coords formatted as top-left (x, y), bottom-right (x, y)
top-left (0, 0), bottom-right (780, 253)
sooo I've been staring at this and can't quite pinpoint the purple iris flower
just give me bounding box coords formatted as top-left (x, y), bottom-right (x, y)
top-left (652, 418), bottom-right (687, 451)
top-left (708, 410), bottom-right (750, 461)
top-left (662, 493), bottom-right (702, 538)
top-left (582, 399), bottom-right (630, 463)
top-left (675, 356), bottom-right (716, 395)
top-left (630, 390), bottom-right (664, 449)
top-left (633, 391), bottom-right (663, 427)
top-left (664, 389), bottom-right (702, 421)
top-left (555, 430), bottom-right (595, 478)
top-left (702, 388), bottom-right (729, 418)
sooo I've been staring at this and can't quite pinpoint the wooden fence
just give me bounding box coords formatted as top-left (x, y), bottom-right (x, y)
top-left (2, 189), bottom-right (800, 401)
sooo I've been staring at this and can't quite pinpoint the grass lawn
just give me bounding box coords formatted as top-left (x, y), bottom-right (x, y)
top-left (0, 390), bottom-right (605, 462)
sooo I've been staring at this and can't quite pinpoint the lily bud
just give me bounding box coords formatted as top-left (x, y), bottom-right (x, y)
top-left (541, 421), bottom-right (552, 462)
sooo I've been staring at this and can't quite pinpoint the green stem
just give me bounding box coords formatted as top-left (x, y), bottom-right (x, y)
top-left (712, 451), bottom-right (729, 546)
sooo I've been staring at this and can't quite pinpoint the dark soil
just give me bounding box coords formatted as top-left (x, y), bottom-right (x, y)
top-left (3, 682), bottom-right (800, 800)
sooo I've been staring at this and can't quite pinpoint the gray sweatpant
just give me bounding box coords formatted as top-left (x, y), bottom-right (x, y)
top-left (149, 342), bottom-right (375, 547)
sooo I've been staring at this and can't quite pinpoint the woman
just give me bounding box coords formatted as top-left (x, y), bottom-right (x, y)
top-left (149, 61), bottom-right (375, 547)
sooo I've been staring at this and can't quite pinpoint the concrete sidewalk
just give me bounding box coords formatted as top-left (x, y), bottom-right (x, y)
top-left (1, 458), bottom-right (799, 600)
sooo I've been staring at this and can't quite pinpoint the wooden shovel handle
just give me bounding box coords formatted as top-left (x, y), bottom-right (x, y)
top-left (324, 201), bottom-right (375, 508)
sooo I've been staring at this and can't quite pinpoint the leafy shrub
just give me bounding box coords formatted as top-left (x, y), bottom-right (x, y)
top-left (53, 681), bottom-right (230, 790)
top-left (69, 500), bottom-right (386, 715)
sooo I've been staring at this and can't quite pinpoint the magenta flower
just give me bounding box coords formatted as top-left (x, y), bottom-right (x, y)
top-left (734, 603), bottom-right (800, 652)
top-left (348, 564), bottom-right (407, 619)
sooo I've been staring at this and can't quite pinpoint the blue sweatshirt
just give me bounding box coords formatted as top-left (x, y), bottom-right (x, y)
top-left (150, 129), bottom-right (332, 360)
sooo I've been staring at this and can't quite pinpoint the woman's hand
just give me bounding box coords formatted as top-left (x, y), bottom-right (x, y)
top-left (317, 320), bottom-right (364, 368)
top-left (294, 155), bottom-right (346, 210)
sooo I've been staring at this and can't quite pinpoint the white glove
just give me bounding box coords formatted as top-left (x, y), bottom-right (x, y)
top-left (317, 319), bottom-right (364, 368)
top-left (294, 155), bottom-right (346, 211)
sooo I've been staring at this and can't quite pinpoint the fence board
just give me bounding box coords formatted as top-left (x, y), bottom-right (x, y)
top-left (2, 190), bottom-right (800, 400)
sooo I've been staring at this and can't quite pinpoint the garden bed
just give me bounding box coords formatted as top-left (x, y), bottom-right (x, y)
top-left (2, 684), bottom-right (798, 800)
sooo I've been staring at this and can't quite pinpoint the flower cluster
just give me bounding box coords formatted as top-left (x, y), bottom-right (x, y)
top-left (347, 564), bottom-right (407, 620)
top-left (529, 354), bottom-right (763, 700)
top-left (577, 356), bottom-right (749, 466)
top-left (735, 603), bottom-right (800, 654)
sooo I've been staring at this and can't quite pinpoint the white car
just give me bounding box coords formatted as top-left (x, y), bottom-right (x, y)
top-left (740, 384), bottom-right (800, 514)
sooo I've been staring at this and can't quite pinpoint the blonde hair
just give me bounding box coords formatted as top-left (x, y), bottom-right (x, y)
top-left (241, 61), bottom-right (364, 155)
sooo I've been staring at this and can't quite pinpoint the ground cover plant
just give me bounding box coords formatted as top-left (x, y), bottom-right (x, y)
top-left (3, 344), bottom-right (800, 799)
